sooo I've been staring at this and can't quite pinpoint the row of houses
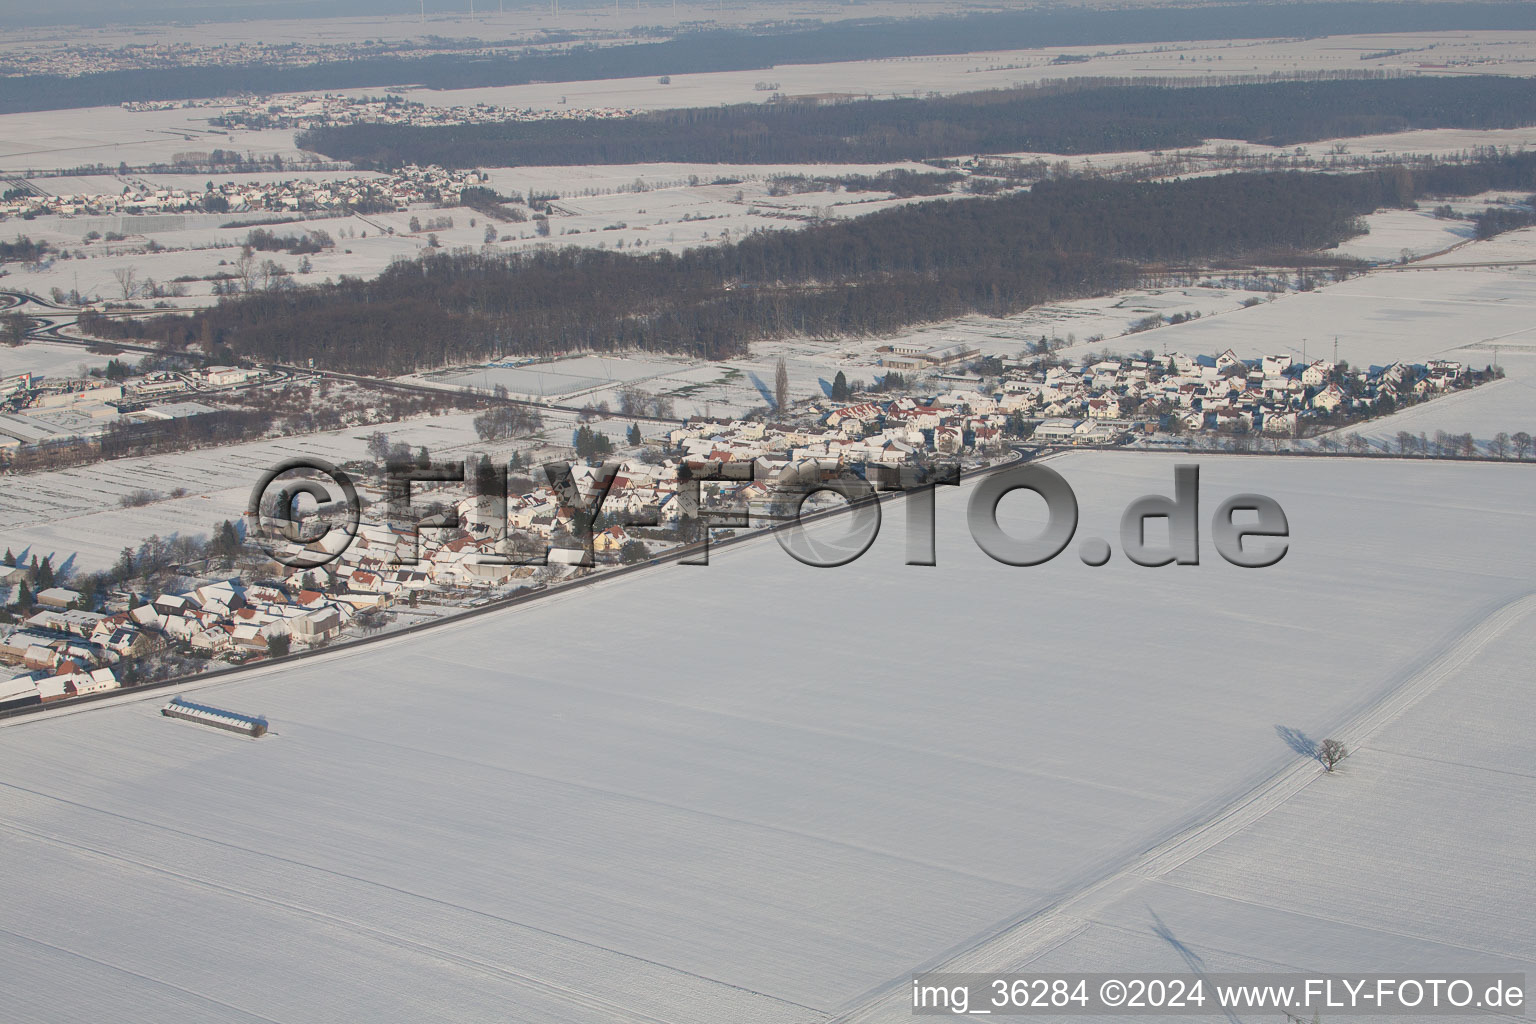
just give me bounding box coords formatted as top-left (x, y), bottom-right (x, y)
top-left (210, 94), bottom-right (637, 132)
top-left (0, 165), bottom-right (484, 219)
top-left (132, 579), bottom-right (357, 656)
top-left (995, 350), bottom-right (1466, 435)
top-left (0, 587), bottom-right (134, 704)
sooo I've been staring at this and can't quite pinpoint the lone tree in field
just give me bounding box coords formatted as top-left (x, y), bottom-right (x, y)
top-left (774, 357), bottom-right (790, 413)
top-left (112, 266), bottom-right (139, 300)
top-left (1319, 738), bottom-right (1348, 771)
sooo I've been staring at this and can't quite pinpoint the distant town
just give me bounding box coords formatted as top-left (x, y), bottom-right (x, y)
top-left (202, 93), bottom-right (637, 132)
top-left (1, 164), bottom-right (487, 219)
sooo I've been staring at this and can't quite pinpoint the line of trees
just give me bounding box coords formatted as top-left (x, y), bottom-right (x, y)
top-left (473, 403), bottom-right (544, 441)
top-left (82, 157), bottom-right (1536, 377)
top-left (298, 76), bottom-right (1536, 169)
top-left (242, 228), bottom-right (335, 255)
top-left (1394, 429), bottom-right (1533, 458)
top-left (0, 235), bottom-right (50, 263)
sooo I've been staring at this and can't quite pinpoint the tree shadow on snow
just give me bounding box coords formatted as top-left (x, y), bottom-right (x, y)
top-left (744, 370), bottom-right (775, 407)
top-left (1149, 909), bottom-right (1240, 1024)
top-left (1275, 724), bottom-right (1318, 762)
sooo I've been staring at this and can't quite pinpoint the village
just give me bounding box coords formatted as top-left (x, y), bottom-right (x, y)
top-left (0, 163), bottom-right (485, 219)
top-left (0, 335), bottom-right (1495, 713)
top-left (204, 93), bottom-right (637, 132)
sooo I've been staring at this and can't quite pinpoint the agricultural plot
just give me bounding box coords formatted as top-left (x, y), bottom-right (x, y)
top-left (1331, 207), bottom-right (1477, 264)
top-left (432, 354), bottom-right (686, 399)
top-left (0, 339), bottom-right (113, 380)
top-left (0, 103), bottom-right (301, 174)
top-left (0, 454), bottom-right (1531, 1023)
top-left (0, 408), bottom-right (572, 573)
top-left (1321, 353), bottom-right (1536, 453)
top-left (1054, 259), bottom-right (1536, 371)
top-left (842, 593), bottom-right (1536, 1022)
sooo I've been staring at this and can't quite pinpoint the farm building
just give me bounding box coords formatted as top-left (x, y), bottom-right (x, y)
top-left (160, 697), bottom-right (268, 738)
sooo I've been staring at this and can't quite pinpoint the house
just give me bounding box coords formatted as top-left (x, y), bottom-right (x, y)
top-left (1301, 361), bottom-right (1333, 387)
top-left (1262, 410), bottom-right (1299, 436)
top-left (35, 587), bottom-right (82, 609)
top-left (35, 671), bottom-right (81, 702)
top-left (191, 626), bottom-right (233, 653)
top-left (1086, 398), bottom-right (1117, 420)
top-left (933, 426), bottom-right (963, 454)
top-left (1311, 384), bottom-right (1346, 412)
top-left (970, 426), bottom-right (1003, 450)
top-left (0, 676), bottom-right (41, 712)
top-left (77, 667), bottom-right (117, 696)
top-left (593, 526), bottom-right (630, 554)
top-left (290, 607), bottom-right (342, 645)
top-left (1214, 408), bottom-right (1253, 432)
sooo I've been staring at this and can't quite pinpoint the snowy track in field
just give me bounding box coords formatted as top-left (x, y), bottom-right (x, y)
top-left (830, 591), bottom-right (1536, 1023)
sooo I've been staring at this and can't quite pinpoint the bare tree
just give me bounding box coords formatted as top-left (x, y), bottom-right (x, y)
top-left (774, 357), bottom-right (789, 414)
top-left (1491, 432), bottom-right (1510, 458)
top-left (1318, 738), bottom-right (1348, 772)
top-left (112, 265), bottom-right (139, 300)
top-left (258, 259), bottom-right (287, 292)
top-left (235, 248), bottom-right (256, 294)
top-left (617, 384), bottom-right (646, 417)
top-left (1513, 431), bottom-right (1532, 460)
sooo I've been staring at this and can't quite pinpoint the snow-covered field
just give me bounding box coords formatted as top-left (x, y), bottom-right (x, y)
top-left (0, 409), bottom-right (550, 574)
top-left (432, 353), bottom-right (692, 398)
top-left (0, 453), bottom-right (1530, 1022)
top-left (1320, 353), bottom-right (1536, 452)
top-left (376, 31), bottom-right (1536, 114)
top-left (1331, 207), bottom-right (1477, 263)
top-left (1, 166), bottom-right (950, 303)
top-left (845, 576), bottom-right (1536, 1023)
top-left (423, 342), bottom-right (898, 418)
top-left (0, 0), bottom-right (981, 52)
top-left (0, 339), bottom-right (113, 380)
top-left (1049, 246), bottom-right (1536, 372)
top-left (0, 104), bottom-right (304, 175)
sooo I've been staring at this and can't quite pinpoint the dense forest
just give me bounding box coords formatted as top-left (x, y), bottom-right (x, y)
top-left (300, 75), bottom-right (1536, 170)
top-left (6, 2), bottom-right (1536, 113)
top-left (85, 162), bottom-right (1469, 375)
top-left (90, 158), bottom-right (1536, 375)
